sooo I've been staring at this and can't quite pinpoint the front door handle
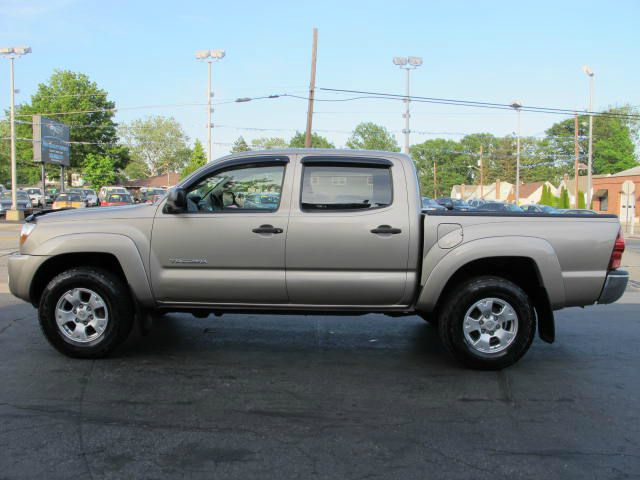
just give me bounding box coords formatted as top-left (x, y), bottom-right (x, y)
top-left (252, 224), bottom-right (283, 234)
top-left (370, 225), bottom-right (402, 235)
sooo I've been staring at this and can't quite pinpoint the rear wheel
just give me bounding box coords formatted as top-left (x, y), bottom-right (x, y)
top-left (438, 276), bottom-right (536, 370)
top-left (38, 267), bottom-right (134, 358)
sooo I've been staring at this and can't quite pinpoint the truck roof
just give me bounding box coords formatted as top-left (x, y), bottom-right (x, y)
top-left (214, 148), bottom-right (411, 164)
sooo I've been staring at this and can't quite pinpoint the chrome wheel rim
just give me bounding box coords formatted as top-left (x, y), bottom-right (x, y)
top-left (55, 288), bottom-right (109, 343)
top-left (463, 297), bottom-right (518, 355)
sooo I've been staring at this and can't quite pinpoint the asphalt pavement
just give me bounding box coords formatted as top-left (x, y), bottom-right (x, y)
top-left (1, 222), bottom-right (640, 479)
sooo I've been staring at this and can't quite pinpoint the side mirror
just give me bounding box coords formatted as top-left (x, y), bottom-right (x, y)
top-left (165, 187), bottom-right (187, 213)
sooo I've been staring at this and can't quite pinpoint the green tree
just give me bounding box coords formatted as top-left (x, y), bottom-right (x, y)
top-left (123, 159), bottom-right (150, 180)
top-left (251, 137), bottom-right (288, 150)
top-left (14, 70), bottom-right (126, 185)
top-left (346, 122), bottom-right (400, 152)
top-left (411, 139), bottom-right (468, 197)
top-left (120, 116), bottom-right (190, 177)
top-left (577, 191), bottom-right (586, 209)
top-left (231, 136), bottom-right (251, 153)
top-left (559, 187), bottom-right (570, 209)
top-left (82, 154), bottom-right (117, 190)
top-left (181, 139), bottom-right (207, 178)
top-left (289, 131), bottom-right (335, 148)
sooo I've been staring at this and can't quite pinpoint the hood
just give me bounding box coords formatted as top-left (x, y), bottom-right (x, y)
top-left (35, 203), bottom-right (158, 223)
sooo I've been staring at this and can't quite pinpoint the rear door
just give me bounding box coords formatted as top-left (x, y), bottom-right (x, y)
top-left (285, 155), bottom-right (411, 307)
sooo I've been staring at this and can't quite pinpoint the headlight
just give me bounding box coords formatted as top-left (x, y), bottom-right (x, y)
top-left (20, 223), bottom-right (36, 246)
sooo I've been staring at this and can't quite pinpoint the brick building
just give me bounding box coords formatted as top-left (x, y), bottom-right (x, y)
top-left (592, 166), bottom-right (639, 225)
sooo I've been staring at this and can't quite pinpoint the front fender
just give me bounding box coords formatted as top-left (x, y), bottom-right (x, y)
top-left (416, 236), bottom-right (565, 313)
top-left (30, 233), bottom-right (155, 308)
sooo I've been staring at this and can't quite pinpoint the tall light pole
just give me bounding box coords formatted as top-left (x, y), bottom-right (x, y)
top-left (583, 65), bottom-right (594, 207)
top-left (1, 46), bottom-right (31, 221)
top-left (511, 100), bottom-right (522, 206)
top-left (393, 56), bottom-right (422, 154)
top-left (196, 49), bottom-right (225, 163)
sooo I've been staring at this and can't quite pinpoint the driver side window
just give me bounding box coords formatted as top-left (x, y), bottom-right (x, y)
top-left (186, 164), bottom-right (285, 213)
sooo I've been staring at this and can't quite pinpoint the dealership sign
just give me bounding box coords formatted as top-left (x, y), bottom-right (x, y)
top-left (32, 115), bottom-right (70, 166)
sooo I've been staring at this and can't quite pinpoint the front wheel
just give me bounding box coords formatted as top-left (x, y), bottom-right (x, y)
top-left (38, 267), bottom-right (134, 358)
top-left (438, 276), bottom-right (536, 370)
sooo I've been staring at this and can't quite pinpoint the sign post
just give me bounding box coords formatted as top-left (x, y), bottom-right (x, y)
top-left (33, 115), bottom-right (70, 198)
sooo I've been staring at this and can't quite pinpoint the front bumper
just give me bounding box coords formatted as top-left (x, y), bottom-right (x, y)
top-left (598, 270), bottom-right (629, 304)
top-left (8, 253), bottom-right (49, 304)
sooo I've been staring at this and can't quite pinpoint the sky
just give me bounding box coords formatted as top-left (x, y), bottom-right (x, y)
top-left (1, 0), bottom-right (639, 157)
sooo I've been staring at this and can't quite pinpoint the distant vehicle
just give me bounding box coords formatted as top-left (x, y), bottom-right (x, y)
top-left (0, 190), bottom-right (33, 216)
top-left (561, 209), bottom-right (599, 215)
top-left (522, 204), bottom-right (559, 214)
top-left (0, 184), bottom-right (5, 194)
top-left (436, 197), bottom-right (475, 211)
top-left (24, 188), bottom-right (45, 207)
top-left (421, 197), bottom-right (446, 211)
top-left (99, 186), bottom-right (129, 203)
top-left (101, 193), bottom-right (134, 207)
top-left (52, 193), bottom-right (87, 210)
top-left (476, 202), bottom-right (524, 213)
top-left (139, 188), bottom-right (167, 204)
top-left (82, 189), bottom-right (99, 207)
top-left (245, 193), bottom-right (280, 210)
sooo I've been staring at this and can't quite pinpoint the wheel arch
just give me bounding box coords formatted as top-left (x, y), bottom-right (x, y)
top-left (28, 233), bottom-right (154, 309)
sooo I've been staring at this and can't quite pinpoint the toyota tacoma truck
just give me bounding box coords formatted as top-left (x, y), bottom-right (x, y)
top-left (8, 149), bottom-right (628, 369)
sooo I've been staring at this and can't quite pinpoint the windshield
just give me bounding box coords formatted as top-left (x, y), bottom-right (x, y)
top-left (26, 189), bottom-right (41, 194)
top-left (56, 194), bottom-right (83, 202)
top-left (1, 191), bottom-right (29, 200)
top-left (83, 190), bottom-right (96, 196)
top-left (107, 194), bottom-right (132, 203)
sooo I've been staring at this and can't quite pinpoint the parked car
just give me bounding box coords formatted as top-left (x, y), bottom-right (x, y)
top-left (138, 188), bottom-right (167, 204)
top-left (522, 204), bottom-right (559, 214)
top-left (436, 197), bottom-right (475, 211)
top-left (560, 209), bottom-right (599, 215)
top-left (422, 197), bottom-right (446, 211)
top-left (244, 193), bottom-right (281, 210)
top-left (0, 190), bottom-right (33, 216)
top-left (82, 189), bottom-right (99, 207)
top-left (101, 193), bottom-right (134, 207)
top-left (24, 188), bottom-right (45, 208)
top-left (99, 186), bottom-right (129, 203)
top-left (468, 199), bottom-right (487, 208)
top-left (8, 149), bottom-right (628, 370)
top-left (52, 193), bottom-right (87, 210)
top-left (476, 202), bottom-right (524, 213)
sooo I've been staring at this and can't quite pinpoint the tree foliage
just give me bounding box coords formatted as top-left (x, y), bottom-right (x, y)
top-left (181, 139), bottom-right (207, 179)
top-left (251, 137), bottom-right (288, 150)
top-left (82, 154), bottom-right (117, 190)
top-left (120, 116), bottom-right (190, 177)
top-left (558, 187), bottom-right (570, 209)
top-left (346, 122), bottom-right (400, 152)
top-left (289, 131), bottom-right (335, 148)
top-left (231, 136), bottom-right (251, 153)
top-left (13, 70), bottom-right (126, 184)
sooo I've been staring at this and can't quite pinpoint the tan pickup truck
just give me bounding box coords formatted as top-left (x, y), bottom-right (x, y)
top-left (8, 149), bottom-right (628, 369)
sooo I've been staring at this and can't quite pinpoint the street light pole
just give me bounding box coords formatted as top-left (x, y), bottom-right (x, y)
top-left (511, 101), bottom-right (522, 206)
top-left (583, 66), bottom-right (595, 207)
top-left (393, 56), bottom-right (422, 155)
top-left (1, 46), bottom-right (31, 220)
top-left (196, 49), bottom-right (225, 163)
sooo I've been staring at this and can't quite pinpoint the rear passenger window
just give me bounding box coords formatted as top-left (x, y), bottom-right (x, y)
top-left (301, 165), bottom-right (392, 211)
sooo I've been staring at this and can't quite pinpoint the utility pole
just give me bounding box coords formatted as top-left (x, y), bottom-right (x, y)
top-left (393, 56), bottom-right (423, 154)
top-left (479, 145), bottom-right (484, 199)
top-left (196, 49), bottom-right (225, 162)
top-left (1, 46), bottom-right (31, 221)
top-left (304, 28), bottom-right (318, 148)
top-left (574, 114), bottom-right (580, 208)
top-left (433, 160), bottom-right (437, 197)
top-left (511, 101), bottom-right (522, 206)
top-left (583, 66), bottom-right (595, 207)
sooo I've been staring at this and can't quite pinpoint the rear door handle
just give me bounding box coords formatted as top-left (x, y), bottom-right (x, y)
top-left (370, 225), bottom-right (402, 235)
top-left (252, 224), bottom-right (283, 234)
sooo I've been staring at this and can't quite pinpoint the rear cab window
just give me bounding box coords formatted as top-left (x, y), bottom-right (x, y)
top-left (300, 157), bottom-right (393, 211)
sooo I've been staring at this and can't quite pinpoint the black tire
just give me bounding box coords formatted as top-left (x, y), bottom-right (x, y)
top-left (38, 267), bottom-right (134, 358)
top-left (438, 276), bottom-right (536, 370)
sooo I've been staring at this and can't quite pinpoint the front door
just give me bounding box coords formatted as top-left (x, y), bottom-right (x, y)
top-left (150, 159), bottom-right (291, 305)
top-left (285, 156), bottom-right (411, 306)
